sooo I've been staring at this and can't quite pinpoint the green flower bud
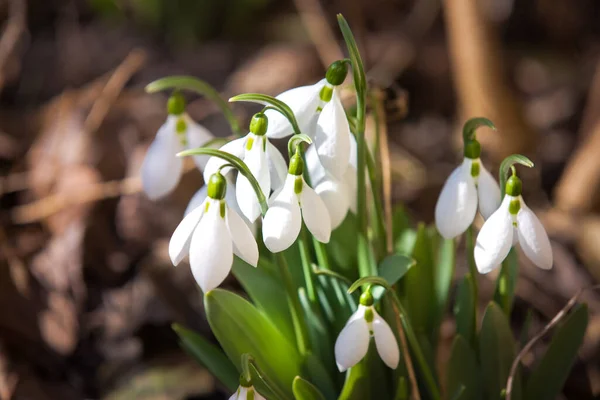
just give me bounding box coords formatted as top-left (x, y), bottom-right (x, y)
top-left (463, 139), bottom-right (481, 159)
top-left (249, 113), bottom-right (268, 136)
top-left (289, 153), bottom-right (304, 176)
top-left (359, 290), bottom-right (374, 307)
top-left (167, 92), bottom-right (186, 115)
top-left (505, 175), bottom-right (522, 197)
top-left (325, 60), bottom-right (348, 86)
top-left (207, 172), bottom-right (227, 200)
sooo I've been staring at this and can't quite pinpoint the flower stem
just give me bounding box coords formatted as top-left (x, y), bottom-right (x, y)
top-left (298, 227), bottom-right (317, 304)
top-left (466, 225), bottom-right (479, 309)
top-left (276, 252), bottom-right (310, 355)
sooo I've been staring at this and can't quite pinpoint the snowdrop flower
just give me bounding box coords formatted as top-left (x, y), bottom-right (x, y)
top-left (305, 135), bottom-right (357, 229)
top-left (265, 60), bottom-right (352, 179)
top-left (142, 93), bottom-right (214, 200)
top-left (169, 171), bottom-right (259, 292)
top-left (335, 290), bottom-right (399, 372)
top-left (475, 173), bottom-right (553, 274)
top-left (230, 383), bottom-right (266, 400)
top-left (262, 152), bottom-right (331, 253)
top-left (204, 113), bottom-right (287, 223)
top-left (435, 139), bottom-right (501, 239)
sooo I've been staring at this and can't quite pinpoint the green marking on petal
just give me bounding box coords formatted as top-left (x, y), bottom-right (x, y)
top-left (245, 136), bottom-right (254, 151)
top-left (294, 176), bottom-right (303, 194)
top-left (509, 198), bottom-right (521, 215)
top-left (470, 160), bottom-right (480, 177)
top-left (364, 307), bottom-right (374, 323)
top-left (220, 201), bottom-right (226, 218)
top-left (319, 85), bottom-right (333, 103)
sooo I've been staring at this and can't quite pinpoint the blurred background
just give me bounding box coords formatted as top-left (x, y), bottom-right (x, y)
top-left (1, 0), bottom-right (600, 398)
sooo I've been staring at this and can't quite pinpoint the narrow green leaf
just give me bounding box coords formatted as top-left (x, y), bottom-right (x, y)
top-left (393, 376), bottom-right (409, 400)
top-left (493, 248), bottom-right (518, 315)
top-left (479, 302), bottom-right (516, 400)
top-left (232, 258), bottom-right (295, 341)
top-left (391, 205), bottom-right (412, 244)
top-left (172, 324), bottom-right (239, 391)
top-left (446, 335), bottom-right (481, 400)
top-left (205, 289), bottom-right (302, 398)
top-left (524, 304), bottom-right (588, 400)
top-left (454, 275), bottom-right (476, 345)
top-left (433, 237), bottom-right (456, 335)
top-left (302, 353), bottom-right (338, 400)
top-left (293, 376), bottom-right (326, 400)
top-left (326, 214), bottom-right (359, 281)
top-left (372, 253), bottom-right (415, 300)
top-left (145, 76), bottom-right (242, 135)
top-left (337, 346), bottom-right (370, 400)
top-left (298, 288), bottom-right (335, 373)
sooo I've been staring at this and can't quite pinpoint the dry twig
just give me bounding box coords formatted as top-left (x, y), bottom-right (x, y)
top-left (391, 299), bottom-right (421, 400)
top-left (0, 0), bottom-right (27, 91)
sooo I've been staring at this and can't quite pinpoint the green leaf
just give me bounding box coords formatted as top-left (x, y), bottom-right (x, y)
top-left (479, 302), bottom-right (517, 400)
top-left (326, 214), bottom-right (359, 280)
top-left (205, 289), bottom-right (302, 398)
top-left (493, 248), bottom-right (518, 315)
top-left (172, 324), bottom-right (239, 391)
top-left (454, 275), bottom-right (476, 345)
top-left (293, 376), bottom-right (326, 400)
top-left (232, 258), bottom-right (295, 341)
top-left (446, 335), bottom-right (481, 400)
top-left (524, 304), bottom-right (588, 400)
top-left (372, 253), bottom-right (415, 300)
top-left (433, 236), bottom-right (456, 335)
top-left (145, 76), bottom-right (242, 135)
top-left (298, 288), bottom-right (335, 373)
top-left (391, 205), bottom-right (412, 244)
top-left (394, 228), bottom-right (417, 256)
top-left (229, 93), bottom-right (301, 136)
top-left (337, 15), bottom-right (367, 98)
top-left (402, 224), bottom-right (435, 336)
top-left (302, 353), bottom-right (338, 400)
top-left (338, 347), bottom-right (370, 400)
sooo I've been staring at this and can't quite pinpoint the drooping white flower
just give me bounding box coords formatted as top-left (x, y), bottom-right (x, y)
top-left (474, 174), bottom-right (553, 274)
top-left (335, 291), bottom-right (399, 372)
top-left (169, 172), bottom-right (258, 292)
top-left (229, 385), bottom-right (266, 400)
top-left (435, 157), bottom-right (501, 239)
top-left (141, 94), bottom-right (213, 200)
top-left (262, 153), bottom-right (331, 253)
top-left (265, 61), bottom-right (351, 179)
top-left (203, 113), bottom-right (287, 223)
top-left (305, 134), bottom-right (357, 229)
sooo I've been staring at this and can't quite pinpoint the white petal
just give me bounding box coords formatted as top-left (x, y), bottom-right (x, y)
top-left (189, 200), bottom-right (233, 291)
top-left (344, 166), bottom-right (357, 213)
top-left (265, 80), bottom-right (324, 139)
top-left (226, 205), bottom-right (259, 267)
top-left (169, 201), bottom-right (206, 265)
top-left (372, 313), bottom-right (400, 369)
top-left (517, 199), bottom-right (553, 269)
top-left (346, 305), bottom-right (368, 324)
top-left (266, 141), bottom-right (287, 192)
top-left (300, 179), bottom-right (332, 243)
top-left (237, 387), bottom-right (247, 400)
top-left (141, 117), bottom-right (184, 200)
top-left (305, 144), bottom-right (326, 185)
top-left (203, 137), bottom-right (246, 182)
top-left (334, 317), bottom-right (370, 372)
top-left (262, 175), bottom-right (302, 253)
top-left (348, 132), bottom-right (357, 169)
top-left (434, 159), bottom-right (478, 239)
top-left (315, 89), bottom-right (351, 179)
top-left (184, 114), bottom-right (214, 171)
top-left (253, 389), bottom-right (267, 400)
top-left (314, 178), bottom-right (349, 229)
top-left (185, 185), bottom-right (208, 216)
top-left (474, 196), bottom-right (514, 274)
top-left (236, 135), bottom-right (270, 222)
top-left (477, 163), bottom-right (501, 219)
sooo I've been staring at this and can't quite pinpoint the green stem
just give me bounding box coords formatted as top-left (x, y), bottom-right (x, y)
top-left (298, 227), bottom-right (317, 304)
top-left (276, 252), bottom-right (310, 355)
top-left (145, 76), bottom-right (243, 136)
top-left (466, 225), bottom-right (479, 308)
top-left (365, 144), bottom-right (387, 258)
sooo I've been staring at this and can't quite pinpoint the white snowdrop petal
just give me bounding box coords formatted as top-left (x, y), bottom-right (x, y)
top-left (254, 390), bottom-right (267, 400)
top-left (334, 317), bottom-right (370, 372)
top-left (141, 118), bottom-right (184, 200)
top-left (314, 179), bottom-right (350, 229)
top-left (169, 201), bottom-right (206, 265)
top-left (300, 181), bottom-right (332, 243)
top-left (434, 160), bottom-right (478, 239)
top-left (305, 144), bottom-right (327, 185)
top-left (474, 196), bottom-right (514, 274)
top-left (266, 141), bottom-right (287, 192)
top-left (265, 80), bottom-right (324, 139)
top-left (372, 313), bottom-right (400, 369)
top-left (227, 205), bottom-right (259, 267)
top-left (203, 137), bottom-right (246, 182)
top-left (184, 185), bottom-right (208, 216)
top-left (262, 176), bottom-right (302, 252)
top-left (315, 89), bottom-right (351, 179)
top-left (236, 135), bottom-right (270, 222)
top-left (184, 114), bottom-right (214, 171)
top-left (517, 201), bottom-right (553, 269)
top-left (228, 392), bottom-right (237, 400)
top-left (344, 166), bottom-right (357, 213)
top-left (348, 132), bottom-right (357, 169)
top-left (189, 201), bottom-right (233, 292)
top-left (477, 163), bottom-right (502, 219)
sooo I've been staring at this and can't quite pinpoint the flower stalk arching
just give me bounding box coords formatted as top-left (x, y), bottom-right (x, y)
top-left (229, 93), bottom-right (302, 136)
top-left (337, 14), bottom-right (375, 278)
top-left (287, 134), bottom-right (313, 159)
top-left (145, 76), bottom-right (243, 136)
top-left (239, 354), bottom-right (288, 400)
top-left (177, 148), bottom-right (268, 216)
top-left (498, 154), bottom-right (534, 197)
